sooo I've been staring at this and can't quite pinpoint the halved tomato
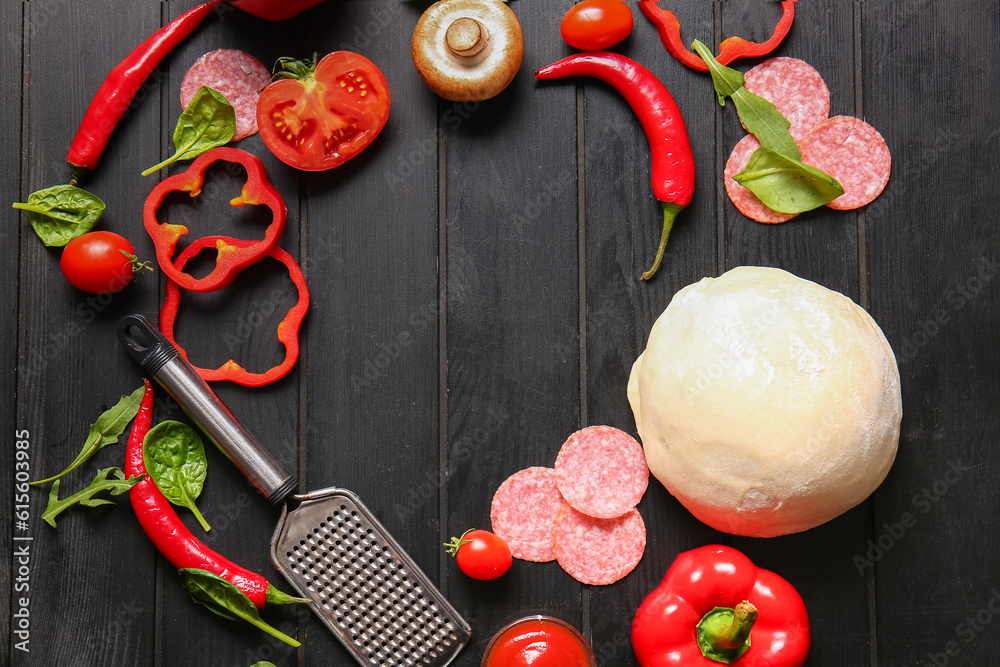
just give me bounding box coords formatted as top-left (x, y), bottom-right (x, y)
top-left (256, 51), bottom-right (391, 171)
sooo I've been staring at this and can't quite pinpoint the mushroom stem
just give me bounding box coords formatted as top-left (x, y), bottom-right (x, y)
top-left (446, 17), bottom-right (490, 57)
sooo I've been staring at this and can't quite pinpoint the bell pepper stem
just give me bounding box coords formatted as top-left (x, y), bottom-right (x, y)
top-left (718, 601), bottom-right (758, 650)
top-left (696, 601), bottom-right (758, 664)
top-left (641, 201), bottom-right (682, 281)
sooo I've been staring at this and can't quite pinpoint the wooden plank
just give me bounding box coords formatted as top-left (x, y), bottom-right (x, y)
top-left (719, 2), bottom-right (871, 665)
top-left (2, 1), bottom-right (23, 662)
top-left (863, 2), bottom-right (1000, 665)
top-left (583, 2), bottom-right (722, 664)
top-left (12, 1), bottom-right (163, 665)
top-left (292, 1), bottom-right (445, 662)
top-left (153, 3), bottom-right (306, 665)
top-left (442, 0), bottom-right (583, 660)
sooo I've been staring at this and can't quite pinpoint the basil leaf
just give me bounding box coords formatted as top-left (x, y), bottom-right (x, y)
top-left (142, 87), bottom-right (235, 176)
top-left (178, 569), bottom-right (302, 647)
top-left (692, 40), bottom-right (801, 161)
top-left (41, 467), bottom-right (143, 528)
top-left (12, 184), bottom-right (106, 246)
top-left (143, 421), bottom-right (212, 531)
top-left (734, 146), bottom-right (844, 214)
top-left (31, 386), bottom-right (145, 486)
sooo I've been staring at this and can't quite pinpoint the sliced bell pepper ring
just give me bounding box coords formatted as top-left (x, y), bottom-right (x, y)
top-left (160, 236), bottom-right (309, 387)
top-left (638, 1), bottom-right (797, 72)
top-left (143, 147), bottom-right (287, 293)
top-left (632, 545), bottom-right (810, 666)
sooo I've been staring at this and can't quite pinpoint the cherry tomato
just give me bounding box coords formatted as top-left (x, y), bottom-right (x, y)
top-left (560, 0), bottom-right (634, 51)
top-left (256, 51), bottom-right (391, 172)
top-left (445, 530), bottom-right (512, 580)
top-left (60, 231), bottom-right (144, 294)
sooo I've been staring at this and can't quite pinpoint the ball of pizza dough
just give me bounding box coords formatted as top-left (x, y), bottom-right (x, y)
top-left (628, 266), bottom-right (901, 537)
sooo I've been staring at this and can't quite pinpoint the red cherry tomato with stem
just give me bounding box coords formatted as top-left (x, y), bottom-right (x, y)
top-left (256, 51), bottom-right (391, 172)
top-left (60, 231), bottom-right (150, 294)
top-left (444, 529), bottom-right (512, 581)
top-left (561, 0), bottom-right (634, 51)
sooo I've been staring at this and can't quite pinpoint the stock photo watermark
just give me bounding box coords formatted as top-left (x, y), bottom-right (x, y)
top-left (853, 459), bottom-right (972, 575)
top-left (12, 429), bottom-right (33, 653)
top-left (393, 401), bottom-right (509, 522)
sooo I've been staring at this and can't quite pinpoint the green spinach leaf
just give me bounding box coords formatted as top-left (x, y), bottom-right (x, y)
top-left (178, 569), bottom-right (302, 647)
top-left (31, 385), bottom-right (145, 485)
top-left (142, 87), bottom-right (235, 176)
top-left (42, 467), bottom-right (143, 527)
top-left (734, 146), bottom-right (844, 214)
top-left (12, 185), bottom-right (106, 246)
top-left (143, 420), bottom-right (212, 531)
top-left (691, 40), bottom-right (801, 161)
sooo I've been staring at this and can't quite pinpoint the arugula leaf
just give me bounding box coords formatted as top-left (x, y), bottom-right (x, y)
top-left (143, 421), bottom-right (212, 532)
top-left (41, 467), bottom-right (143, 527)
top-left (31, 386), bottom-right (145, 486)
top-left (178, 569), bottom-right (302, 647)
top-left (734, 146), bottom-right (844, 214)
top-left (142, 87), bottom-right (235, 176)
top-left (691, 40), bottom-right (801, 161)
top-left (12, 185), bottom-right (106, 247)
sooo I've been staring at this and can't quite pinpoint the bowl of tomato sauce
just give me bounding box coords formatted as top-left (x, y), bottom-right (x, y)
top-left (481, 615), bottom-right (596, 667)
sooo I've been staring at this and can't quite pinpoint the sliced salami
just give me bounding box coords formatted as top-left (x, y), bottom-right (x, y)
top-left (181, 49), bottom-right (270, 142)
top-left (800, 116), bottom-right (891, 210)
top-left (551, 506), bottom-right (646, 586)
top-left (743, 57), bottom-right (830, 139)
top-left (725, 135), bottom-right (797, 224)
top-left (491, 467), bottom-right (567, 562)
top-left (554, 425), bottom-right (648, 519)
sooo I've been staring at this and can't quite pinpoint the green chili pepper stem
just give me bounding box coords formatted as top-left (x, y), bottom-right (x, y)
top-left (641, 202), bottom-right (682, 281)
top-left (265, 584), bottom-right (311, 606)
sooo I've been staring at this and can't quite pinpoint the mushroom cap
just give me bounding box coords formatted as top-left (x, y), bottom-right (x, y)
top-left (412, 0), bottom-right (524, 102)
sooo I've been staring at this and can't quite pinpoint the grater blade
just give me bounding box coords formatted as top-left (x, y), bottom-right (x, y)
top-left (270, 487), bottom-right (472, 666)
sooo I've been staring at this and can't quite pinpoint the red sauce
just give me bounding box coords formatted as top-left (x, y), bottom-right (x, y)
top-left (483, 617), bottom-right (594, 667)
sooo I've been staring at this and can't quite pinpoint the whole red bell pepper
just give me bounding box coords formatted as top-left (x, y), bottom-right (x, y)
top-left (632, 545), bottom-right (809, 666)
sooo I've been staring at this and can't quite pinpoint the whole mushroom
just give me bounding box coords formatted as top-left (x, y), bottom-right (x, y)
top-left (412, 0), bottom-right (524, 102)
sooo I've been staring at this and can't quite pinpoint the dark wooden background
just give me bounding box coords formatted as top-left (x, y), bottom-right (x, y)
top-left (3, 1), bottom-right (998, 665)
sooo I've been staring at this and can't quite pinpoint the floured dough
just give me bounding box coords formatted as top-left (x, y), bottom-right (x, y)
top-left (629, 266), bottom-right (901, 537)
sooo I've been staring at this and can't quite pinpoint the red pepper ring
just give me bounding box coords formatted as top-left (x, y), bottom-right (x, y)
top-left (143, 147), bottom-right (288, 293)
top-left (638, 1), bottom-right (797, 72)
top-left (160, 236), bottom-right (309, 387)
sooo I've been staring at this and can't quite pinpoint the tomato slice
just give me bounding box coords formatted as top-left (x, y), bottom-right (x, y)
top-left (257, 51), bottom-right (391, 171)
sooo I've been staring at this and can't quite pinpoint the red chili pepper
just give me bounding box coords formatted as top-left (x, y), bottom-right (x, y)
top-left (67, 0), bottom-right (224, 182)
top-left (125, 379), bottom-right (296, 609)
top-left (160, 236), bottom-right (310, 387)
top-left (143, 147), bottom-right (288, 293)
top-left (638, 1), bottom-right (797, 72)
top-left (535, 52), bottom-right (695, 280)
top-left (631, 544), bottom-right (810, 666)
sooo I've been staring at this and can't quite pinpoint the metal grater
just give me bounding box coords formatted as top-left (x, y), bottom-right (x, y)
top-left (117, 315), bottom-right (471, 666)
top-left (271, 489), bottom-right (469, 665)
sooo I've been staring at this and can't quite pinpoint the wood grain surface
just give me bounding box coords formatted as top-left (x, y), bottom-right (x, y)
top-left (3, 1), bottom-right (999, 666)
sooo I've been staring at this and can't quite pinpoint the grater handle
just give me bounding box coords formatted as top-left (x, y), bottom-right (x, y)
top-left (117, 314), bottom-right (298, 505)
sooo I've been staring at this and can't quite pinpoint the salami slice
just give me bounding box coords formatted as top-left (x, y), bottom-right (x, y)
top-left (743, 57), bottom-right (830, 139)
top-left (725, 135), bottom-right (797, 224)
top-left (554, 425), bottom-right (647, 519)
top-left (181, 49), bottom-right (270, 142)
top-left (491, 467), bottom-right (567, 562)
top-left (800, 116), bottom-right (891, 210)
top-left (551, 506), bottom-right (646, 586)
